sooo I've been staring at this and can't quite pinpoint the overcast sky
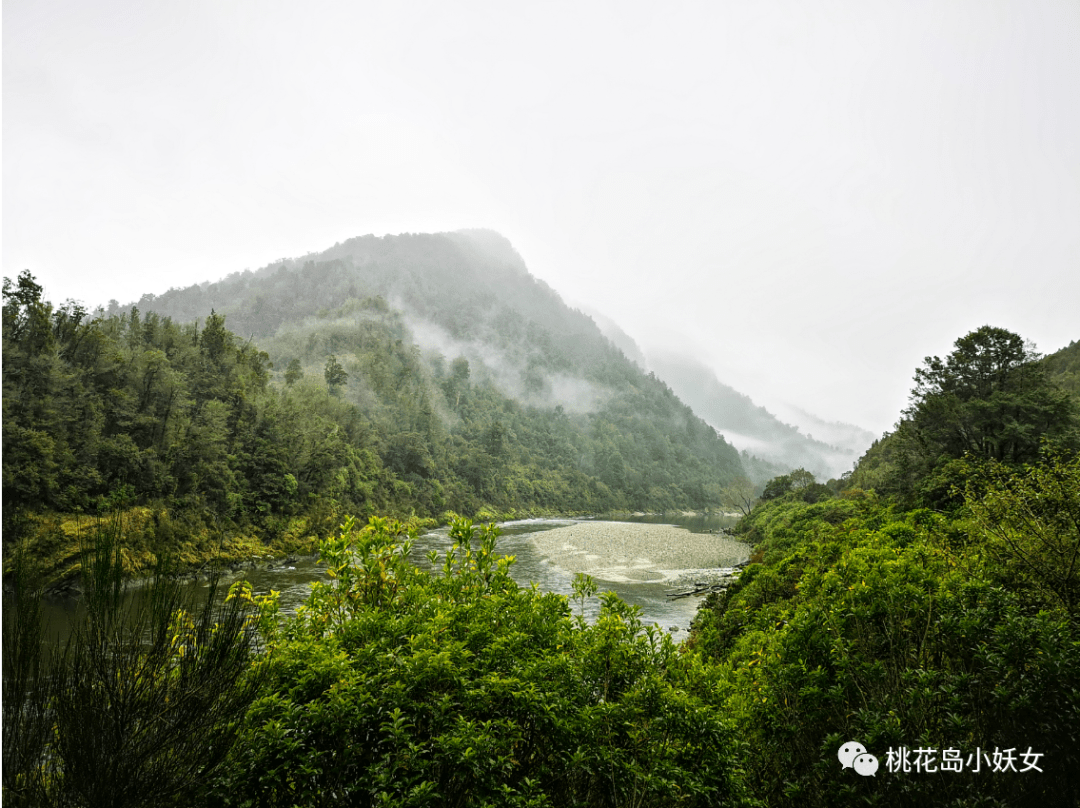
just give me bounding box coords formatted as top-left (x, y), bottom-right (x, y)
top-left (5, 0), bottom-right (1078, 436)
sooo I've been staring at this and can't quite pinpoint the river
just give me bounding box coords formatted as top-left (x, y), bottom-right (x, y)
top-left (31, 514), bottom-right (748, 642)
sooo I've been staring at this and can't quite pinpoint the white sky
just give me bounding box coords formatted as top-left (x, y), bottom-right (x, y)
top-left (4, 0), bottom-right (1079, 436)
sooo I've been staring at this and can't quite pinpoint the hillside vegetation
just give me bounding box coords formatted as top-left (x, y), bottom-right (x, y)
top-left (4, 237), bottom-right (744, 581)
top-left (688, 325), bottom-right (1080, 806)
top-left (5, 278), bottom-right (1079, 804)
top-left (1042, 338), bottom-right (1080, 399)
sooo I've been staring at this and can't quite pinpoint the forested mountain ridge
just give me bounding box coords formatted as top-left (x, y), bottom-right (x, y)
top-left (1043, 338), bottom-right (1080, 399)
top-left (114, 231), bottom-right (687, 409)
top-left (131, 229), bottom-right (871, 482)
top-left (4, 232), bottom-right (748, 578)
top-left (645, 352), bottom-right (874, 480)
top-left (116, 230), bottom-right (625, 395)
top-left (118, 231), bottom-right (746, 508)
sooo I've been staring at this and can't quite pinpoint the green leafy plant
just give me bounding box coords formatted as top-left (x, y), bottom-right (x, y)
top-left (215, 516), bottom-right (748, 807)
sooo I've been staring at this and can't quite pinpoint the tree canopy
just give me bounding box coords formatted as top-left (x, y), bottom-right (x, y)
top-left (847, 325), bottom-right (1077, 505)
top-left (4, 268), bottom-right (745, 583)
top-left (905, 325), bottom-right (1075, 464)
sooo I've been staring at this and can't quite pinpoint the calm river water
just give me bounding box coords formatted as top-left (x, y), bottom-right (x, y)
top-left (34, 514), bottom-right (746, 641)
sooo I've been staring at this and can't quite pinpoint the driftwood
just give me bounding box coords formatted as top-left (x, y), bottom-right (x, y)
top-left (665, 582), bottom-right (732, 599)
top-left (663, 561), bottom-right (751, 599)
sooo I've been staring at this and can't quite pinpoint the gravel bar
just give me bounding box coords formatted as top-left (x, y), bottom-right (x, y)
top-left (529, 521), bottom-right (750, 583)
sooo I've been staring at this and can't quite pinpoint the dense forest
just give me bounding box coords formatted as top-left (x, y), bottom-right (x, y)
top-left (3, 251), bottom-right (744, 583)
top-left (688, 325), bottom-right (1080, 805)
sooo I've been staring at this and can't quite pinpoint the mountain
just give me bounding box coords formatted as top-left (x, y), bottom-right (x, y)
top-left (763, 402), bottom-right (877, 459)
top-left (127, 231), bottom-right (647, 408)
top-left (103, 230), bottom-right (746, 516)
top-left (643, 352), bottom-right (871, 480)
top-left (128, 230), bottom-right (877, 484)
top-left (1044, 339), bottom-right (1080, 401)
top-left (580, 310), bottom-right (873, 481)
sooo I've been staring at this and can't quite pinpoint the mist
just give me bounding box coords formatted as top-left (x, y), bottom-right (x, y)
top-left (5, 0), bottom-right (1078, 438)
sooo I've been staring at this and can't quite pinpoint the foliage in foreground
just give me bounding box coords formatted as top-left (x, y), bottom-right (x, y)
top-left (2, 514), bottom-right (263, 808)
top-left (210, 517), bottom-right (748, 807)
top-left (689, 451), bottom-right (1080, 807)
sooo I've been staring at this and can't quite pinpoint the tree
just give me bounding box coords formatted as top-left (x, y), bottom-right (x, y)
top-left (284, 358), bottom-right (303, 386)
top-left (904, 326), bottom-right (1075, 465)
top-left (721, 476), bottom-right (757, 516)
top-left (200, 309), bottom-right (230, 364)
top-left (2, 270), bottom-right (50, 348)
top-left (324, 354), bottom-right (348, 395)
top-left (760, 469), bottom-right (825, 502)
top-left (879, 326), bottom-right (1078, 505)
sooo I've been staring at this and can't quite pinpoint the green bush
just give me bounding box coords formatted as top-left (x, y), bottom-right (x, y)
top-left (213, 516), bottom-right (749, 807)
top-left (689, 462), bottom-right (1080, 808)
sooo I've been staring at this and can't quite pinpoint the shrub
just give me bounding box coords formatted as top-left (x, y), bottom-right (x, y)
top-left (2, 514), bottom-right (263, 808)
top-left (214, 516), bottom-right (749, 807)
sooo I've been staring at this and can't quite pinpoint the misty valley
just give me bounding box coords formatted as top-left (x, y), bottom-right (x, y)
top-left (4, 231), bottom-right (1080, 807)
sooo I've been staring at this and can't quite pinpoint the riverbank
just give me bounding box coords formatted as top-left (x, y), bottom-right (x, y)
top-left (9, 506), bottom-right (747, 594)
top-left (4, 508), bottom-right (329, 595)
top-left (528, 520), bottom-right (750, 583)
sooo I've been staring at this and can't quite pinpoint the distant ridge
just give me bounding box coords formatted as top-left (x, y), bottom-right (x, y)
top-left (118, 229), bottom-right (747, 513)
top-left (645, 353), bottom-right (871, 480)
top-left (122, 229), bottom-right (871, 486)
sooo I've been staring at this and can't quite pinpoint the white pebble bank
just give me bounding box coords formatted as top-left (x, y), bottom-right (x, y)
top-left (529, 521), bottom-right (750, 583)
